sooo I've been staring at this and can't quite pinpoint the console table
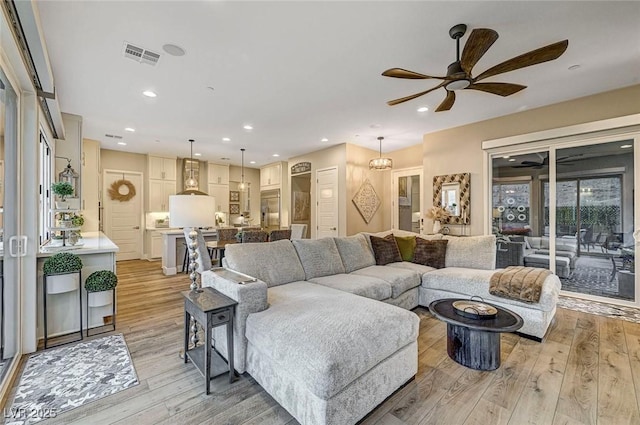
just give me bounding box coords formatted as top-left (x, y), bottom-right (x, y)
top-left (183, 287), bottom-right (237, 394)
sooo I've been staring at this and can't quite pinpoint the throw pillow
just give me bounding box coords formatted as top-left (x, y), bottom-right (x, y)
top-left (370, 234), bottom-right (402, 265)
top-left (412, 238), bottom-right (448, 269)
top-left (394, 235), bottom-right (416, 262)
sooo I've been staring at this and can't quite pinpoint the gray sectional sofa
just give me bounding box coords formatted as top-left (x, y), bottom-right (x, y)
top-left (201, 231), bottom-right (561, 425)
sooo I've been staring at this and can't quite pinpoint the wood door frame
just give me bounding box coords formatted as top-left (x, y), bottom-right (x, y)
top-left (391, 167), bottom-right (423, 233)
top-left (315, 166), bottom-right (339, 239)
top-left (103, 169), bottom-right (144, 259)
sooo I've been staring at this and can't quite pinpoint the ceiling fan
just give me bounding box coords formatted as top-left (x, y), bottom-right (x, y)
top-left (382, 24), bottom-right (568, 111)
top-left (511, 153), bottom-right (582, 169)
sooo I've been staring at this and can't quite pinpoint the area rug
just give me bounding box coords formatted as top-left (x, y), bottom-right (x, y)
top-left (6, 334), bottom-right (138, 425)
top-left (558, 295), bottom-right (640, 324)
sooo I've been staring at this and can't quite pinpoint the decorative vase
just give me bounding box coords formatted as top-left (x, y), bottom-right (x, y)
top-left (88, 290), bottom-right (113, 307)
top-left (47, 273), bottom-right (80, 294)
top-left (55, 201), bottom-right (68, 210)
top-left (433, 220), bottom-right (441, 234)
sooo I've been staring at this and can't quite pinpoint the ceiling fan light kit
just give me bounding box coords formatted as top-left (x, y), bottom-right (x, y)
top-left (369, 137), bottom-right (393, 171)
top-left (382, 23), bottom-right (568, 111)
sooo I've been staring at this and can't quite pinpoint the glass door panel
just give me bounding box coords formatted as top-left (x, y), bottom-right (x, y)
top-left (0, 68), bottom-right (19, 382)
top-left (394, 172), bottom-right (421, 233)
top-left (555, 142), bottom-right (634, 301)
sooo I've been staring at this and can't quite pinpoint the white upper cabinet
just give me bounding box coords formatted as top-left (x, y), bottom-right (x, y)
top-left (208, 163), bottom-right (230, 186)
top-left (260, 163), bottom-right (283, 189)
top-left (148, 156), bottom-right (177, 181)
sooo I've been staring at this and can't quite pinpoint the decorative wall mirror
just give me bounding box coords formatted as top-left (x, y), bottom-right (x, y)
top-left (433, 173), bottom-right (470, 224)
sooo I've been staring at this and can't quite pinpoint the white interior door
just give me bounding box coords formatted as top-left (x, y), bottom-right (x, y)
top-left (103, 170), bottom-right (143, 261)
top-left (392, 167), bottom-right (423, 233)
top-left (316, 167), bottom-right (338, 238)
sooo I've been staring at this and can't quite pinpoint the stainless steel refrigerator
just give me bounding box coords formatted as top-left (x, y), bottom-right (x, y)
top-left (260, 189), bottom-right (280, 232)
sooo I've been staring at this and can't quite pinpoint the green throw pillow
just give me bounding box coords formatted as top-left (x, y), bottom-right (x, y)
top-left (394, 235), bottom-right (416, 262)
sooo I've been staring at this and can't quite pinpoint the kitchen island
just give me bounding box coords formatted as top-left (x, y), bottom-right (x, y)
top-left (37, 231), bottom-right (119, 340)
top-left (160, 228), bottom-right (219, 275)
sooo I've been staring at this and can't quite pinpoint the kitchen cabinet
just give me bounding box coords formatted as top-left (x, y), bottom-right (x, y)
top-left (81, 138), bottom-right (100, 231)
top-left (208, 163), bottom-right (229, 186)
top-left (150, 231), bottom-right (163, 259)
top-left (148, 156), bottom-right (177, 181)
top-left (207, 184), bottom-right (229, 213)
top-left (148, 180), bottom-right (176, 212)
top-left (260, 162), bottom-right (284, 189)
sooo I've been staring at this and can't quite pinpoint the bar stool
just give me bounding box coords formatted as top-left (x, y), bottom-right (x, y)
top-left (85, 270), bottom-right (118, 337)
top-left (43, 252), bottom-right (84, 349)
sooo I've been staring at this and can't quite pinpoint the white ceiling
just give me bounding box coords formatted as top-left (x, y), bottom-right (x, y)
top-left (36, 1), bottom-right (640, 167)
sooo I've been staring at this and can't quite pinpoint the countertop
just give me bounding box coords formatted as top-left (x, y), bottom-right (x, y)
top-left (38, 231), bottom-right (119, 257)
top-left (156, 228), bottom-right (219, 235)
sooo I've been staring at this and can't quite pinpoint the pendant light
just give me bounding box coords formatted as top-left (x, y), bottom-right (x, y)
top-left (177, 139), bottom-right (208, 195)
top-left (369, 136), bottom-right (393, 170)
top-left (237, 148), bottom-right (248, 192)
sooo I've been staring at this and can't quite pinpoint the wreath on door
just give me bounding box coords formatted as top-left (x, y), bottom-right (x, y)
top-left (108, 179), bottom-right (136, 202)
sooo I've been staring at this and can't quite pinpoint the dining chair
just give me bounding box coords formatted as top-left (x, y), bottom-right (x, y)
top-left (242, 230), bottom-right (269, 243)
top-left (269, 229), bottom-right (292, 241)
top-left (290, 224), bottom-right (307, 239)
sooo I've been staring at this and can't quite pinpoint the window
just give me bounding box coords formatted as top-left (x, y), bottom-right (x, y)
top-left (492, 181), bottom-right (532, 235)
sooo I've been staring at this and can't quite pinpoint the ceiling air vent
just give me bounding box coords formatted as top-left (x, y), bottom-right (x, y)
top-left (105, 133), bottom-right (123, 139)
top-left (123, 42), bottom-right (160, 66)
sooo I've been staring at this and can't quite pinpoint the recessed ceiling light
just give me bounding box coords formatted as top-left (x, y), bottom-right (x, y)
top-left (243, 125), bottom-right (253, 130)
top-left (321, 138), bottom-right (329, 142)
top-left (142, 90), bottom-right (157, 98)
top-left (162, 43), bottom-right (186, 56)
top-left (508, 158), bottom-right (516, 162)
top-left (124, 127), bottom-right (135, 132)
top-left (194, 153), bottom-right (202, 156)
top-left (272, 153), bottom-right (280, 157)
top-left (621, 144), bottom-right (633, 149)
top-left (249, 161), bottom-right (256, 164)
top-left (568, 64), bottom-right (581, 71)
top-left (117, 142), bottom-right (127, 146)
top-left (222, 137), bottom-right (231, 142)
top-left (502, 155), bottom-right (510, 159)
top-left (417, 106), bottom-right (429, 112)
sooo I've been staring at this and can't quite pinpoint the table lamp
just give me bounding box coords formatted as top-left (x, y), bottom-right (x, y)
top-left (169, 194), bottom-right (216, 291)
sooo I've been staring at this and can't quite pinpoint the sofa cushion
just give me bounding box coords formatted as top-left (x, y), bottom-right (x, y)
top-left (333, 234), bottom-right (376, 273)
top-left (386, 261), bottom-right (436, 275)
top-left (395, 236), bottom-right (416, 262)
top-left (292, 238), bottom-right (346, 280)
top-left (370, 234), bottom-right (402, 265)
top-left (351, 265), bottom-right (420, 298)
top-left (443, 235), bottom-right (496, 270)
top-left (245, 281), bottom-right (419, 399)
top-left (421, 267), bottom-right (560, 312)
top-left (413, 238), bottom-right (448, 269)
top-left (309, 274), bottom-right (392, 301)
top-left (224, 239), bottom-right (306, 287)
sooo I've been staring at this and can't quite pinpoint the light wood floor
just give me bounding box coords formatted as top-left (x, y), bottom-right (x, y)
top-left (5, 259), bottom-right (640, 425)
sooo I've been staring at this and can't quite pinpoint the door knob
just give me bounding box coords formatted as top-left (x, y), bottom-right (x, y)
top-left (330, 227), bottom-right (337, 231)
top-left (133, 226), bottom-right (140, 229)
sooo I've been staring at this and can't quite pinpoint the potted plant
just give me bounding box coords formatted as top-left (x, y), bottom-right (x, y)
top-left (85, 270), bottom-right (118, 307)
top-left (52, 181), bottom-right (74, 209)
top-left (43, 252), bottom-right (83, 294)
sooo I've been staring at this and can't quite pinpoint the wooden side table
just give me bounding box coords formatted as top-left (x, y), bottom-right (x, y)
top-left (182, 287), bottom-right (238, 394)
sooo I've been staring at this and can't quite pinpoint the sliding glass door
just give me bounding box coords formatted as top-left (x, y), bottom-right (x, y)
top-left (490, 135), bottom-right (638, 306)
top-left (0, 68), bottom-right (20, 382)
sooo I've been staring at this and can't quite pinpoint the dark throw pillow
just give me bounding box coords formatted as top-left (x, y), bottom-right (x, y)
top-left (370, 234), bottom-right (402, 265)
top-left (394, 235), bottom-right (416, 262)
top-left (413, 238), bottom-right (448, 269)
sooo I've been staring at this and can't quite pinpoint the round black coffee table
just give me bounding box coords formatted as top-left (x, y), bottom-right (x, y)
top-left (429, 298), bottom-right (523, 371)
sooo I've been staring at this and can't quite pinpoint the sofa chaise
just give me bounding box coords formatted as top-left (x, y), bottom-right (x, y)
top-left (201, 232), bottom-right (561, 425)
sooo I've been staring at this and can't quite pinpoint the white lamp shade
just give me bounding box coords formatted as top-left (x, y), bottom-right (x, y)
top-left (169, 195), bottom-right (216, 228)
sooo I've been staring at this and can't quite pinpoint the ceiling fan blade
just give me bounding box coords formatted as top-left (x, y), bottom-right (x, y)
top-left (474, 39), bottom-right (569, 81)
top-left (520, 161), bottom-right (542, 166)
top-left (460, 28), bottom-right (499, 75)
top-left (435, 91), bottom-right (455, 112)
top-left (466, 82), bottom-right (527, 96)
top-left (387, 82), bottom-right (446, 106)
top-left (382, 68), bottom-right (445, 80)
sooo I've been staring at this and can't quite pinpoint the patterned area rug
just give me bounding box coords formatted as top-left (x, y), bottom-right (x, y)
top-left (6, 334), bottom-right (138, 425)
top-left (558, 296), bottom-right (640, 324)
